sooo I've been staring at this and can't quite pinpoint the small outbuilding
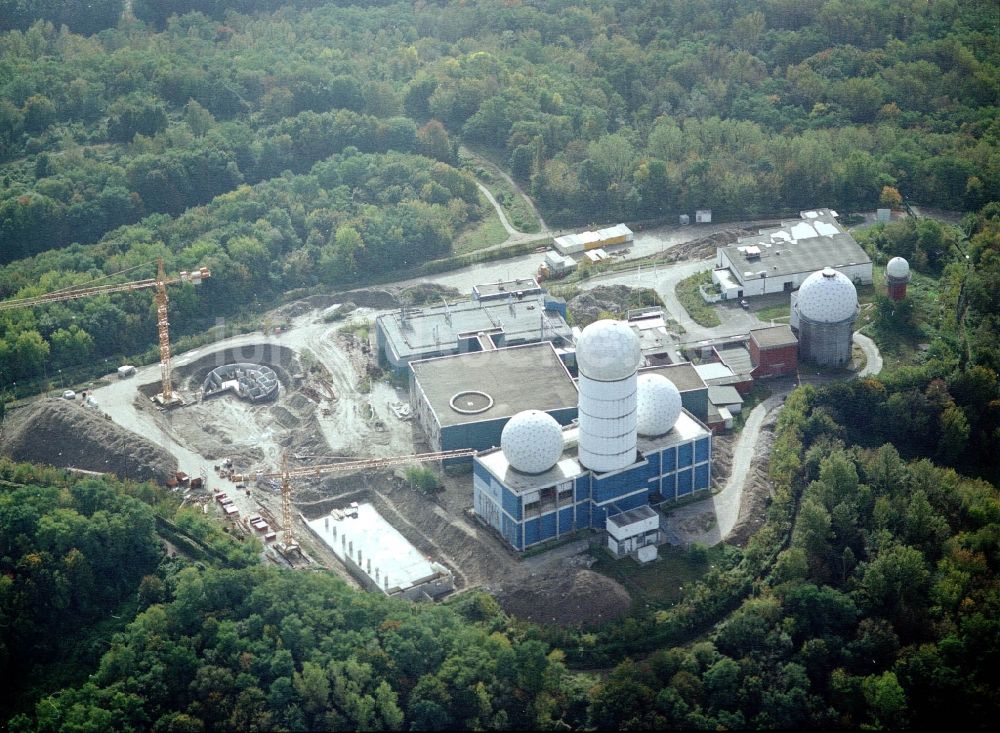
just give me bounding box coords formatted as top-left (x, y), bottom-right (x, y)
top-left (749, 325), bottom-right (799, 378)
top-left (606, 505), bottom-right (661, 562)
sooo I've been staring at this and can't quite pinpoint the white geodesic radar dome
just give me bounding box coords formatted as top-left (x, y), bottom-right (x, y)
top-left (796, 267), bottom-right (859, 324)
top-left (886, 256), bottom-right (910, 280)
top-left (575, 319), bottom-right (642, 381)
top-left (501, 410), bottom-right (564, 474)
top-left (636, 373), bottom-right (682, 436)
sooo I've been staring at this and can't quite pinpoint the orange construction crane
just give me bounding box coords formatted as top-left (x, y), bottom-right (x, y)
top-left (237, 448), bottom-right (477, 553)
top-left (0, 258), bottom-right (210, 404)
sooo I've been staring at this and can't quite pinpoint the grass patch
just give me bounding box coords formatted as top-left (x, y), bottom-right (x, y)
top-left (337, 320), bottom-right (371, 342)
top-left (491, 178), bottom-right (541, 233)
top-left (452, 205), bottom-right (510, 254)
top-left (866, 269), bottom-right (947, 371)
top-left (590, 542), bottom-right (734, 609)
top-left (675, 271), bottom-right (722, 327)
top-left (755, 303), bottom-right (790, 322)
top-left (460, 146), bottom-right (541, 233)
top-left (732, 383), bottom-right (773, 431)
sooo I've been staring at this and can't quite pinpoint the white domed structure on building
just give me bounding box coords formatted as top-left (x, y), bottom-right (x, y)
top-left (501, 410), bottom-right (564, 474)
top-left (791, 267), bottom-right (859, 367)
top-left (795, 267), bottom-right (859, 323)
top-left (576, 319), bottom-right (642, 381)
top-left (576, 319), bottom-right (643, 473)
top-left (636, 373), bottom-right (682, 437)
top-left (886, 257), bottom-right (910, 280)
top-left (885, 256), bottom-right (911, 301)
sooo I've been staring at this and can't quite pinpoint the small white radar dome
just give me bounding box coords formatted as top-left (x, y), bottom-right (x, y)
top-left (636, 373), bottom-right (682, 436)
top-left (501, 410), bottom-right (564, 474)
top-left (576, 319), bottom-right (642, 381)
top-left (796, 267), bottom-right (858, 323)
top-left (886, 256), bottom-right (910, 279)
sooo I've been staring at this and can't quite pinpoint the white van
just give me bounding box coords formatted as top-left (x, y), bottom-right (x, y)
top-left (117, 365), bottom-right (137, 378)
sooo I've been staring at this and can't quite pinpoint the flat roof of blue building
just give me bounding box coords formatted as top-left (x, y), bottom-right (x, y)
top-left (411, 342), bottom-right (578, 428)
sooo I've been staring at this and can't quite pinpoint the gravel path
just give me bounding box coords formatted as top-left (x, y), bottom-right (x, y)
top-left (854, 332), bottom-right (883, 376)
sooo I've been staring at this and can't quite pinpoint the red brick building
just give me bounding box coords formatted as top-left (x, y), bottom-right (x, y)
top-left (749, 325), bottom-right (798, 378)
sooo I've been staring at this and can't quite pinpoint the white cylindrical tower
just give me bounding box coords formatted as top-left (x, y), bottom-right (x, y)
top-left (575, 319), bottom-right (642, 472)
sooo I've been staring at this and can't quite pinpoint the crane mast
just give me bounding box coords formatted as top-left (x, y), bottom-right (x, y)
top-left (155, 259), bottom-right (175, 405)
top-left (0, 258), bottom-right (209, 405)
top-left (280, 455), bottom-right (297, 554)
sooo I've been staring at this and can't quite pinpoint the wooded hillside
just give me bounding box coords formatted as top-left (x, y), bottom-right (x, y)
top-left (1, 0), bottom-right (998, 390)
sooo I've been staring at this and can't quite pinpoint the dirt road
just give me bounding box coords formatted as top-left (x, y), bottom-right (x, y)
top-left (662, 391), bottom-right (789, 546)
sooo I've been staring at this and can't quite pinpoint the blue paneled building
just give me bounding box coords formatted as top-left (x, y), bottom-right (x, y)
top-left (473, 410), bottom-right (712, 551)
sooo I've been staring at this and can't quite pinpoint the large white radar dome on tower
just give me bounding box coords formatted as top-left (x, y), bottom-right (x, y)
top-left (500, 410), bottom-right (564, 474)
top-left (575, 319), bottom-right (642, 381)
top-left (796, 267), bottom-right (859, 323)
top-left (886, 256), bottom-right (910, 279)
top-left (636, 373), bottom-right (682, 436)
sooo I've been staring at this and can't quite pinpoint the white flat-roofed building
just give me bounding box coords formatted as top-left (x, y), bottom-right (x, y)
top-left (306, 503), bottom-right (454, 601)
top-left (712, 209), bottom-right (872, 301)
top-left (606, 505), bottom-right (661, 561)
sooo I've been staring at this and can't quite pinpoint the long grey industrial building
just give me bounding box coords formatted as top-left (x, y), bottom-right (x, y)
top-left (375, 280), bottom-right (573, 374)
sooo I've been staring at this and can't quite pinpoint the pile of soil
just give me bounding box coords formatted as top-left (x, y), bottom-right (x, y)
top-left (710, 432), bottom-right (736, 491)
top-left (497, 567), bottom-right (632, 628)
top-left (397, 282), bottom-right (461, 305)
top-left (568, 284), bottom-right (661, 326)
top-left (269, 283), bottom-right (457, 322)
top-left (1, 398), bottom-right (177, 483)
top-left (727, 414), bottom-right (777, 547)
top-left (651, 227), bottom-right (762, 264)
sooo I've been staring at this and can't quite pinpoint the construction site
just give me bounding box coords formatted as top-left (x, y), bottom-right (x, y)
top-left (0, 234), bottom-right (783, 627)
top-left (0, 274), bottom-right (641, 627)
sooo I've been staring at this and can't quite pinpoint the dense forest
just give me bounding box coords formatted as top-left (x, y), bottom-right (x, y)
top-left (1, 0), bottom-right (999, 388)
top-left (1, 1), bottom-right (998, 729)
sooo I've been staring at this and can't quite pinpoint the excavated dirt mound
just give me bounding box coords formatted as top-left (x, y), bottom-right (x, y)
top-left (727, 415), bottom-right (777, 547)
top-left (497, 568), bottom-right (632, 628)
top-left (650, 227), bottom-right (762, 264)
top-left (1, 398), bottom-right (177, 483)
top-left (568, 284), bottom-right (662, 326)
top-left (270, 284), bottom-right (458, 321)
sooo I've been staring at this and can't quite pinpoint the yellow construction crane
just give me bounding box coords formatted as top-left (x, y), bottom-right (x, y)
top-left (236, 448), bottom-right (477, 553)
top-left (0, 258), bottom-right (210, 404)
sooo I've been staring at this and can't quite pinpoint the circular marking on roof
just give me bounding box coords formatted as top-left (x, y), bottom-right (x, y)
top-left (449, 390), bottom-right (494, 414)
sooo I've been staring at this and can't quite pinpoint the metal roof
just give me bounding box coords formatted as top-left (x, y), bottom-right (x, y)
top-left (708, 386), bottom-right (744, 406)
top-left (715, 344), bottom-right (754, 375)
top-left (694, 362), bottom-right (735, 382)
top-left (607, 504), bottom-right (658, 529)
top-left (411, 342), bottom-right (578, 428)
top-left (638, 362), bottom-right (707, 393)
top-left (720, 209), bottom-right (870, 285)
